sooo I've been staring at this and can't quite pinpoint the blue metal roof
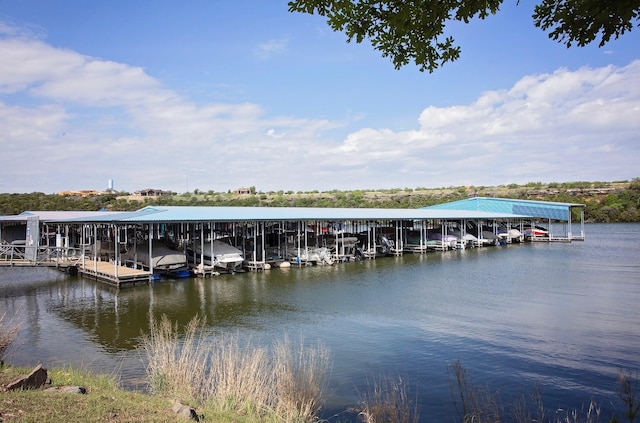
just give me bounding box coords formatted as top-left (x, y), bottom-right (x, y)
top-left (3, 198), bottom-right (580, 225)
top-left (0, 210), bottom-right (122, 222)
top-left (425, 197), bottom-right (584, 221)
top-left (43, 205), bottom-right (528, 224)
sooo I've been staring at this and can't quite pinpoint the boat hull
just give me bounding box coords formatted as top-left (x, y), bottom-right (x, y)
top-left (188, 240), bottom-right (244, 272)
top-left (123, 241), bottom-right (189, 277)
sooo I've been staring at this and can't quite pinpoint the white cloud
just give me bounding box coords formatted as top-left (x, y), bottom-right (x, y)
top-left (328, 61), bottom-right (640, 188)
top-left (0, 25), bottom-right (638, 194)
top-left (254, 38), bottom-right (289, 59)
top-left (267, 129), bottom-right (286, 138)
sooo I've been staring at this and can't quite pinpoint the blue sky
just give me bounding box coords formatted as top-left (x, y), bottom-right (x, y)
top-left (1, 1), bottom-right (638, 194)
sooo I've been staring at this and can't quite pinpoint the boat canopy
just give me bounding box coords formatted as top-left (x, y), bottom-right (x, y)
top-left (424, 197), bottom-right (585, 221)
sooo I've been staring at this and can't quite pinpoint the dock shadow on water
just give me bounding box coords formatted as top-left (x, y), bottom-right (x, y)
top-left (1, 223), bottom-right (639, 421)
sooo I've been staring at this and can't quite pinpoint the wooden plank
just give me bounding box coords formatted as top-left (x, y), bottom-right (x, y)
top-left (78, 260), bottom-right (151, 285)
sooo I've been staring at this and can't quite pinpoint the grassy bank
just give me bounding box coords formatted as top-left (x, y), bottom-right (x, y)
top-left (0, 312), bottom-right (259, 423)
top-left (0, 365), bottom-right (223, 422)
top-left (0, 313), bottom-right (332, 423)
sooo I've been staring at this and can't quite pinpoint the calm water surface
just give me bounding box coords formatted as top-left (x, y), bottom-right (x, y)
top-left (1, 223), bottom-right (639, 421)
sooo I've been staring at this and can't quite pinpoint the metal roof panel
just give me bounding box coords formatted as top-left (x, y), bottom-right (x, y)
top-left (425, 197), bottom-right (583, 221)
top-left (58, 205), bottom-right (528, 223)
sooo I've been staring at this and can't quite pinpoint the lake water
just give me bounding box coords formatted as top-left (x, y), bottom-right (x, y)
top-left (1, 223), bottom-right (639, 421)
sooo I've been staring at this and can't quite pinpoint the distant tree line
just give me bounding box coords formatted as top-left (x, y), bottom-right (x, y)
top-left (0, 192), bottom-right (121, 215)
top-left (0, 179), bottom-right (638, 223)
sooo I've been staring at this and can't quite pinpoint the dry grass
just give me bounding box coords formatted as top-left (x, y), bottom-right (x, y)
top-left (143, 314), bottom-right (212, 402)
top-left (616, 369), bottom-right (640, 423)
top-left (357, 375), bottom-right (419, 423)
top-left (0, 310), bottom-right (19, 361)
top-left (206, 332), bottom-right (274, 415)
top-left (272, 335), bottom-right (331, 421)
top-left (142, 314), bottom-right (331, 422)
top-left (446, 360), bottom-right (640, 423)
top-left (448, 360), bottom-right (500, 423)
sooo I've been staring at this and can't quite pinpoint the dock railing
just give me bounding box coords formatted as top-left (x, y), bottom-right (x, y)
top-left (0, 243), bottom-right (84, 267)
top-left (0, 242), bottom-right (27, 265)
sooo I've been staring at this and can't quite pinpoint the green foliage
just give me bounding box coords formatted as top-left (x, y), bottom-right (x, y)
top-left (0, 192), bottom-right (119, 214)
top-left (288, 0), bottom-right (502, 72)
top-left (288, 0), bottom-right (639, 72)
top-left (533, 0), bottom-right (639, 48)
top-left (0, 365), bottom-right (197, 423)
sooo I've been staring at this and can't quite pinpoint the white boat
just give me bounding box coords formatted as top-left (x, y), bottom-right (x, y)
top-left (497, 227), bottom-right (524, 243)
top-left (320, 234), bottom-right (361, 261)
top-left (188, 240), bottom-right (244, 272)
top-left (523, 226), bottom-right (549, 238)
top-left (356, 233), bottom-right (395, 257)
top-left (466, 223), bottom-right (500, 246)
top-left (289, 246), bottom-right (334, 265)
top-left (449, 229), bottom-right (478, 247)
top-left (123, 241), bottom-right (189, 278)
top-left (404, 231), bottom-right (443, 252)
top-left (427, 229), bottom-right (459, 249)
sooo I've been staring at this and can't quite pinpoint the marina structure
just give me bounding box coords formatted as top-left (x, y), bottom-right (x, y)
top-left (0, 198), bottom-right (585, 286)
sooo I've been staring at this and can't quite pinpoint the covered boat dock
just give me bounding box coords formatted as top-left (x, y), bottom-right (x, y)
top-left (0, 198), bottom-right (585, 286)
top-left (425, 197), bottom-right (585, 241)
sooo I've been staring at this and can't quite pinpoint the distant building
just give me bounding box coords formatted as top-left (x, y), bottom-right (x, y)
top-left (134, 188), bottom-right (172, 197)
top-left (235, 187), bottom-right (251, 195)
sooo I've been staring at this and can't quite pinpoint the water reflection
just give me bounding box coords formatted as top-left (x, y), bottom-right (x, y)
top-left (34, 276), bottom-right (304, 352)
top-left (1, 224), bottom-right (639, 421)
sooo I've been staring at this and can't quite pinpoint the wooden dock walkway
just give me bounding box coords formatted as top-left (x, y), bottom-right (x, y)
top-left (0, 258), bottom-right (151, 287)
top-left (77, 259), bottom-right (152, 286)
top-left (529, 235), bottom-right (584, 242)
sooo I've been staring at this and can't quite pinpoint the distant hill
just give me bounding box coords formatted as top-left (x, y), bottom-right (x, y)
top-left (0, 179), bottom-right (638, 222)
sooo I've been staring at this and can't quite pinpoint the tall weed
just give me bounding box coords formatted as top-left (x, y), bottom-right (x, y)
top-left (142, 314), bottom-right (330, 422)
top-left (273, 335), bottom-right (331, 421)
top-left (449, 360), bottom-right (609, 423)
top-left (0, 310), bottom-right (19, 362)
top-left (143, 314), bottom-right (211, 402)
top-left (358, 375), bottom-right (419, 423)
top-left (616, 369), bottom-right (640, 423)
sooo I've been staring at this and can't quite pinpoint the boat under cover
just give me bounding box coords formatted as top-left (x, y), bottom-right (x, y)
top-left (123, 241), bottom-right (189, 277)
top-left (188, 240), bottom-right (244, 272)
